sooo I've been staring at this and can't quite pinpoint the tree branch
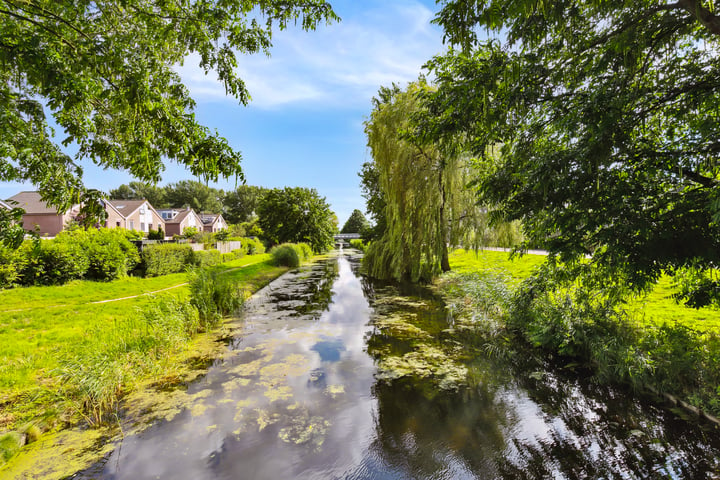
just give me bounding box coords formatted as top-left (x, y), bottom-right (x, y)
top-left (678, 0), bottom-right (720, 36)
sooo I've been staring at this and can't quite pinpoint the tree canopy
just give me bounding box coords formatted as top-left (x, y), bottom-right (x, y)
top-left (424, 0), bottom-right (720, 302)
top-left (0, 0), bottom-right (338, 243)
top-left (257, 187), bottom-right (336, 253)
top-left (164, 180), bottom-right (224, 214)
top-left (223, 185), bottom-right (268, 224)
top-left (363, 82), bottom-right (485, 283)
top-left (340, 209), bottom-right (370, 234)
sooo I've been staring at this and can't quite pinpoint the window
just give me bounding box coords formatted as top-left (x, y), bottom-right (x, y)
top-left (129, 220), bottom-right (134, 230)
top-left (141, 222), bottom-right (145, 232)
top-left (116, 221), bottom-right (121, 227)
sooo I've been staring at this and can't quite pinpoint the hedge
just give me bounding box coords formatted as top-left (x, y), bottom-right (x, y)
top-left (141, 243), bottom-right (195, 277)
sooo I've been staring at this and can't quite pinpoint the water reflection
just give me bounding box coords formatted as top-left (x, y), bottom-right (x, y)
top-left (75, 251), bottom-right (720, 480)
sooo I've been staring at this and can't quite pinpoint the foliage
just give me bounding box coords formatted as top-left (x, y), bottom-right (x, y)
top-left (425, 0), bottom-right (720, 304)
top-left (58, 296), bottom-right (200, 425)
top-left (188, 268), bottom-right (245, 329)
top-left (108, 182), bottom-right (168, 208)
top-left (164, 180), bottom-right (224, 214)
top-left (182, 226), bottom-right (201, 239)
top-left (258, 187), bottom-right (336, 253)
top-left (25, 237), bottom-right (90, 285)
top-left (341, 209), bottom-right (370, 234)
top-left (242, 237), bottom-right (266, 255)
top-left (141, 243), bottom-right (194, 277)
top-left (270, 244), bottom-right (301, 268)
top-left (349, 239), bottom-right (365, 251)
top-left (0, 0), bottom-right (338, 246)
top-left (147, 227), bottom-right (164, 241)
top-left (0, 243), bottom-right (26, 288)
top-left (192, 249), bottom-right (222, 268)
top-left (358, 161), bottom-right (386, 242)
top-left (363, 82), bottom-right (486, 283)
top-left (82, 229), bottom-right (140, 281)
top-left (223, 185), bottom-right (268, 224)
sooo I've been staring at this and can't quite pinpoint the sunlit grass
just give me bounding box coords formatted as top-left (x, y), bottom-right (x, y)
top-left (0, 253), bottom-right (276, 416)
top-left (448, 248), bottom-right (720, 333)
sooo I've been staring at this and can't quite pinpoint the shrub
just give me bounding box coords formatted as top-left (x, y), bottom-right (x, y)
top-left (85, 229), bottom-right (141, 281)
top-left (243, 237), bottom-right (265, 255)
top-left (188, 267), bottom-right (245, 329)
top-left (34, 237), bottom-right (89, 284)
top-left (348, 239), bottom-right (364, 251)
top-left (147, 227), bottom-right (164, 240)
top-left (271, 244), bottom-right (301, 267)
top-left (0, 243), bottom-right (27, 288)
top-left (141, 243), bottom-right (194, 276)
top-left (193, 249), bottom-right (222, 267)
top-left (297, 242), bottom-right (313, 260)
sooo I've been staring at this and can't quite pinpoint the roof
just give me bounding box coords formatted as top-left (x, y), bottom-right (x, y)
top-left (6, 191), bottom-right (74, 215)
top-left (0, 200), bottom-right (11, 210)
top-left (106, 199), bottom-right (148, 217)
top-left (164, 207), bottom-right (198, 225)
top-left (200, 213), bottom-right (221, 225)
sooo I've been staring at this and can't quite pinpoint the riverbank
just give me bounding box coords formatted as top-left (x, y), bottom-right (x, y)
top-left (442, 249), bottom-right (720, 420)
top-left (0, 253), bottom-right (290, 468)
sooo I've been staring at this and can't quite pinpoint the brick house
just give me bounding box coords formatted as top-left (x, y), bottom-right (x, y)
top-left (104, 199), bottom-right (165, 234)
top-left (156, 207), bottom-right (204, 236)
top-left (200, 213), bottom-right (228, 233)
top-left (6, 191), bottom-right (82, 236)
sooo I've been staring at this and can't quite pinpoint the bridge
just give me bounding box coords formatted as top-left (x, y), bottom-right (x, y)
top-left (334, 233), bottom-right (361, 247)
top-left (334, 233), bottom-right (361, 240)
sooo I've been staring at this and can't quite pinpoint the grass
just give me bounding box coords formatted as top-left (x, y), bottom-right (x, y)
top-left (448, 248), bottom-right (720, 333)
top-left (0, 253), bottom-right (276, 434)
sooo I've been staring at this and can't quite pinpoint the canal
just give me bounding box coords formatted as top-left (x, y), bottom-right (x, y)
top-left (76, 251), bottom-right (720, 479)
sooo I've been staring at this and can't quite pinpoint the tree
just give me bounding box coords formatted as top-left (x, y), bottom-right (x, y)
top-left (358, 161), bottom-right (387, 242)
top-left (164, 180), bottom-right (223, 213)
top-left (363, 82), bottom-right (485, 283)
top-left (341, 209), bottom-right (370, 234)
top-left (425, 1), bottom-right (720, 302)
top-left (0, 0), bottom-right (338, 245)
top-left (109, 181), bottom-right (167, 207)
top-left (223, 185), bottom-right (268, 224)
top-left (257, 187), bottom-right (336, 253)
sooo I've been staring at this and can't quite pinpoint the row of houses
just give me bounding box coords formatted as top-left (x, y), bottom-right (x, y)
top-left (3, 191), bottom-right (228, 238)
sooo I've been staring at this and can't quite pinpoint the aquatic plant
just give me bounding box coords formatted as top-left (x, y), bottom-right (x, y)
top-left (188, 267), bottom-right (245, 328)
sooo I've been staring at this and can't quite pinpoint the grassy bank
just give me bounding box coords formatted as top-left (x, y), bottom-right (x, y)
top-left (442, 249), bottom-right (720, 418)
top-left (0, 253), bottom-right (288, 464)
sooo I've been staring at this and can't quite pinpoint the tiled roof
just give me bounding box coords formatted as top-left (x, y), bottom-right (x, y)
top-left (201, 214), bottom-right (219, 225)
top-left (106, 199), bottom-right (147, 217)
top-left (6, 191), bottom-right (71, 214)
top-left (164, 208), bottom-right (193, 224)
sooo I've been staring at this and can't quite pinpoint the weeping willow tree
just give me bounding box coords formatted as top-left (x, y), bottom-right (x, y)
top-left (363, 81), bottom-right (488, 283)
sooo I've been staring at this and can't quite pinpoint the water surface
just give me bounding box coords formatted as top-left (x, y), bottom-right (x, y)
top-left (78, 252), bottom-right (720, 479)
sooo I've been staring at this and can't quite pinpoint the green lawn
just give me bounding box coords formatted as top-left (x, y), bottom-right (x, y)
top-left (0, 254), bottom-right (275, 400)
top-left (447, 248), bottom-right (720, 333)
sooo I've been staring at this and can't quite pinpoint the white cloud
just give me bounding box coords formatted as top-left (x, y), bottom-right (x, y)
top-left (176, 1), bottom-right (445, 109)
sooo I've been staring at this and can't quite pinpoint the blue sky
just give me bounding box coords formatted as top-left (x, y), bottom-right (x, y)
top-left (0, 0), bottom-right (448, 226)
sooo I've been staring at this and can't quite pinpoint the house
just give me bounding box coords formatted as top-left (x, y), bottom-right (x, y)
top-left (6, 191), bottom-right (82, 236)
top-left (200, 213), bottom-right (228, 233)
top-left (104, 199), bottom-right (165, 234)
top-left (156, 207), bottom-right (204, 236)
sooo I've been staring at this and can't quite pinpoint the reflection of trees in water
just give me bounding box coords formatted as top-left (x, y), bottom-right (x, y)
top-left (267, 258), bottom-right (340, 319)
top-left (365, 282), bottom-right (720, 479)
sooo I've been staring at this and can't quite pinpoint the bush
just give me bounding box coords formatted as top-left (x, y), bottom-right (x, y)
top-left (141, 243), bottom-right (194, 276)
top-left (31, 237), bottom-right (89, 285)
top-left (297, 242), bottom-right (313, 260)
top-left (0, 243), bottom-right (27, 288)
top-left (147, 227), bottom-right (164, 240)
top-left (243, 237), bottom-right (265, 255)
top-left (188, 267), bottom-right (245, 329)
top-left (193, 249), bottom-right (222, 267)
top-left (349, 239), bottom-right (365, 251)
top-left (84, 229), bottom-right (140, 281)
top-left (271, 243), bottom-right (301, 267)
